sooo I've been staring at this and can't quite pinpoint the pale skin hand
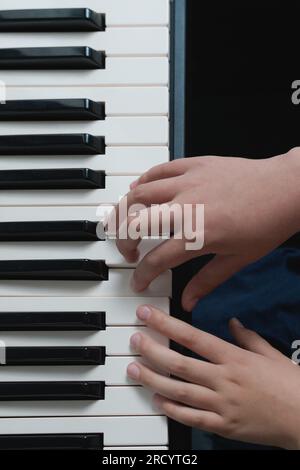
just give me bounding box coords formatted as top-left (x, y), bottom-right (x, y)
top-left (114, 148), bottom-right (300, 311)
top-left (127, 305), bottom-right (300, 450)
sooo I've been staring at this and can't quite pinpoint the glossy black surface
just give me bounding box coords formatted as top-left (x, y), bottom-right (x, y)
top-left (5, 346), bottom-right (106, 365)
top-left (0, 381), bottom-right (105, 400)
top-left (0, 169), bottom-right (105, 190)
top-left (0, 47), bottom-right (105, 69)
top-left (0, 259), bottom-right (109, 281)
top-left (0, 221), bottom-right (101, 241)
top-left (0, 8), bottom-right (105, 32)
top-left (0, 99), bottom-right (105, 121)
top-left (0, 134), bottom-right (105, 155)
top-left (0, 433), bottom-right (104, 450)
top-left (0, 311), bottom-right (106, 331)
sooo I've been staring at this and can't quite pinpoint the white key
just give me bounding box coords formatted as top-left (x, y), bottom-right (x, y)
top-left (0, 1), bottom-right (170, 26)
top-left (0, 357), bottom-right (147, 386)
top-left (0, 297), bottom-right (170, 326)
top-left (0, 147), bottom-right (169, 175)
top-left (0, 117), bottom-right (168, 146)
top-left (0, 175), bottom-right (132, 206)
top-left (0, 326), bottom-right (168, 354)
top-left (0, 239), bottom-right (166, 267)
top-left (0, 28), bottom-right (169, 56)
top-left (0, 57), bottom-right (168, 86)
top-left (5, 87), bottom-right (169, 116)
top-left (0, 269), bottom-right (172, 297)
top-left (0, 417), bottom-right (168, 446)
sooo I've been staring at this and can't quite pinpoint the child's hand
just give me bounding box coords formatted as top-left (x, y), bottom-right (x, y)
top-left (127, 305), bottom-right (300, 449)
top-left (114, 149), bottom-right (300, 311)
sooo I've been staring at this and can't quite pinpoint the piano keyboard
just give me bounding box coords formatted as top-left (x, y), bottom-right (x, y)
top-left (0, 0), bottom-right (186, 451)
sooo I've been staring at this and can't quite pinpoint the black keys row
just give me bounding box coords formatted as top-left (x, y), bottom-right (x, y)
top-left (0, 99), bottom-right (105, 121)
top-left (0, 169), bottom-right (106, 189)
top-left (0, 9), bottom-right (106, 32)
top-left (4, 346), bottom-right (105, 365)
top-left (0, 259), bottom-right (109, 281)
top-left (0, 433), bottom-right (103, 450)
top-left (0, 47), bottom-right (105, 69)
top-left (0, 311), bottom-right (105, 331)
top-left (0, 381), bottom-right (104, 400)
top-left (0, 134), bottom-right (105, 155)
top-left (0, 221), bottom-right (101, 241)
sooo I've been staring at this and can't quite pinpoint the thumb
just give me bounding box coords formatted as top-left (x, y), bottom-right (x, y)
top-left (182, 254), bottom-right (249, 312)
top-left (229, 318), bottom-right (285, 361)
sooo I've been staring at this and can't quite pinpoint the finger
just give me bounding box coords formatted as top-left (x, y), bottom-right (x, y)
top-left (136, 305), bottom-right (244, 364)
top-left (129, 331), bottom-right (218, 389)
top-left (111, 179), bottom-right (180, 238)
top-left (131, 238), bottom-right (207, 292)
top-left (182, 254), bottom-right (249, 312)
top-left (153, 394), bottom-right (224, 433)
top-left (229, 318), bottom-right (286, 361)
top-left (134, 160), bottom-right (191, 187)
top-left (127, 362), bottom-right (218, 410)
top-left (116, 204), bottom-right (180, 263)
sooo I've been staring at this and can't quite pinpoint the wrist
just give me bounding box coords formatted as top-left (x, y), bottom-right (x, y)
top-left (271, 149), bottom-right (300, 235)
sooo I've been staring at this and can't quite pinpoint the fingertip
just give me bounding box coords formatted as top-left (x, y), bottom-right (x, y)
top-left (182, 296), bottom-right (199, 313)
top-left (130, 180), bottom-right (139, 190)
top-left (230, 317), bottom-right (245, 329)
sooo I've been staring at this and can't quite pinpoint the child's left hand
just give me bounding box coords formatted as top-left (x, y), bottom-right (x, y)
top-left (127, 305), bottom-right (300, 449)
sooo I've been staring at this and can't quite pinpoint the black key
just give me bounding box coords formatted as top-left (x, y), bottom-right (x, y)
top-left (0, 311), bottom-right (106, 331)
top-left (0, 221), bottom-right (102, 241)
top-left (0, 99), bottom-right (105, 121)
top-left (0, 9), bottom-right (105, 32)
top-left (5, 346), bottom-right (106, 366)
top-left (0, 381), bottom-right (105, 400)
top-left (0, 134), bottom-right (105, 155)
top-left (0, 47), bottom-right (105, 69)
top-left (0, 169), bottom-right (105, 189)
top-left (0, 259), bottom-right (109, 280)
top-left (0, 433), bottom-right (104, 450)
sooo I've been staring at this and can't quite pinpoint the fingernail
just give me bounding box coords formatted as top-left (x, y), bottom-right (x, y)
top-left (127, 363), bottom-right (141, 380)
top-left (232, 318), bottom-right (245, 328)
top-left (130, 179), bottom-right (139, 190)
top-left (130, 333), bottom-right (142, 350)
top-left (137, 305), bottom-right (152, 321)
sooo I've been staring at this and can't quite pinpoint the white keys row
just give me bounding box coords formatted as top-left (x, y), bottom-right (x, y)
top-left (0, 269), bottom-right (172, 297)
top-left (0, 326), bottom-right (167, 353)
top-left (4, 87), bottom-right (169, 116)
top-left (0, 147), bottom-right (169, 175)
top-left (0, 0), bottom-right (169, 27)
top-left (0, 357), bottom-right (151, 386)
top-left (0, 175), bottom-right (132, 206)
top-left (0, 117), bottom-right (168, 146)
top-left (0, 28), bottom-right (169, 56)
top-left (0, 387), bottom-right (158, 417)
top-left (0, 57), bottom-right (168, 86)
top-left (0, 417), bottom-right (168, 446)
top-left (0, 297), bottom-right (170, 326)
top-left (0, 240), bottom-right (165, 267)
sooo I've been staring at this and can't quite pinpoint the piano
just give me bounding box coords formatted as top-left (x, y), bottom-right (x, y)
top-left (0, 0), bottom-right (189, 451)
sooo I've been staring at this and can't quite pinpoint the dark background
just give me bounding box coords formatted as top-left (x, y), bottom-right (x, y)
top-left (185, 0), bottom-right (300, 450)
top-left (186, 0), bottom-right (300, 158)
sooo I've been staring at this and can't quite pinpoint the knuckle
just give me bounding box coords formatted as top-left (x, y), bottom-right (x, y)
top-left (182, 330), bottom-right (200, 349)
top-left (132, 185), bottom-right (147, 203)
top-left (174, 385), bottom-right (189, 402)
top-left (170, 357), bottom-right (188, 376)
top-left (145, 252), bottom-right (162, 270)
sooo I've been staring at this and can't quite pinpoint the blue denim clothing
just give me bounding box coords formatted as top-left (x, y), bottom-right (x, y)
top-left (192, 242), bottom-right (300, 449)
